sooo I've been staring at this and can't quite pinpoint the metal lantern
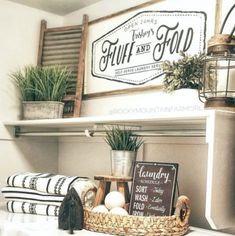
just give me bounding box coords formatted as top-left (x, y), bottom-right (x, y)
top-left (199, 4), bottom-right (235, 109)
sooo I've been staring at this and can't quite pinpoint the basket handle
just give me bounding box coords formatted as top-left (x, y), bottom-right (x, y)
top-left (174, 195), bottom-right (191, 226)
top-left (83, 187), bottom-right (97, 205)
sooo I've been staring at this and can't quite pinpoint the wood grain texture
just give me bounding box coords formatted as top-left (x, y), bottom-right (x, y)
top-left (37, 20), bottom-right (47, 66)
top-left (94, 175), bottom-right (132, 206)
top-left (83, 85), bottom-right (163, 100)
top-left (94, 181), bottom-right (111, 206)
top-left (73, 14), bottom-right (89, 117)
top-left (89, 0), bottom-right (164, 26)
top-left (94, 175), bottom-right (133, 182)
top-left (117, 182), bottom-right (130, 203)
top-left (214, 0), bottom-right (222, 34)
top-left (45, 25), bottom-right (83, 33)
top-left (37, 17), bottom-right (89, 117)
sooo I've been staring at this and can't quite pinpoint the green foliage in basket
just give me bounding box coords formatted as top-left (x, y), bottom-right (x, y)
top-left (10, 65), bottom-right (71, 101)
top-left (161, 51), bottom-right (205, 92)
top-left (104, 126), bottom-right (144, 151)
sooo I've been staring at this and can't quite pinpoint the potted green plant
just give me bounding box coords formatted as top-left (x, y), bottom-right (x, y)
top-left (11, 65), bottom-right (70, 120)
top-left (104, 126), bottom-right (144, 177)
top-left (161, 51), bottom-right (205, 92)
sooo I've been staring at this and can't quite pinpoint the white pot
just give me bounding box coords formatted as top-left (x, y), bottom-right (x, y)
top-left (22, 101), bottom-right (64, 120)
top-left (169, 88), bottom-right (204, 111)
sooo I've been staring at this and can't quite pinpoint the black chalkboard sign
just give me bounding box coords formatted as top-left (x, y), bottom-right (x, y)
top-left (129, 161), bottom-right (178, 216)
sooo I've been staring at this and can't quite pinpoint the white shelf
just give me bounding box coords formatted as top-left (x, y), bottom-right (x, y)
top-left (4, 110), bottom-right (212, 138)
top-left (3, 110), bottom-right (235, 229)
top-left (4, 111), bottom-right (210, 128)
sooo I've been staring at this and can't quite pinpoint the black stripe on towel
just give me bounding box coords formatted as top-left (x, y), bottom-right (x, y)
top-left (22, 176), bottom-right (27, 188)
top-left (46, 205), bottom-right (49, 216)
top-left (22, 202), bottom-right (26, 213)
top-left (11, 201), bottom-right (14, 213)
top-left (6, 202), bottom-right (10, 211)
top-left (46, 178), bottom-right (52, 193)
top-left (55, 206), bottom-right (59, 216)
top-left (12, 174), bottom-right (18, 187)
top-left (29, 203), bottom-right (36, 214)
top-left (54, 177), bottom-right (64, 195)
top-left (58, 178), bottom-right (66, 195)
top-left (67, 177), bottom-right (80, 193)
top-left (7, 176), bottom-right (10, 186)
top-left (29, 177), bottom-right (39, 190)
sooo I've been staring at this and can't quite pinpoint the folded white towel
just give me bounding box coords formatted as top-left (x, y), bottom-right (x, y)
top-left (1, 186), bottom-right (63, 206)
top-left (4, 172), bottom-right (97, 209)
top-left (6, 172), bottom-right (87, 195)
top-left (6, 201), bottom-right (59, 216)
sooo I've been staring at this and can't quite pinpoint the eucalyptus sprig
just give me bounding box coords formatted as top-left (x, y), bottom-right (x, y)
top-left (10, 65), bottom-right (70, 101)
top-left (161, 51), bottom-right (205, 92)
top-left (104, 126), bottom-right (144, 151)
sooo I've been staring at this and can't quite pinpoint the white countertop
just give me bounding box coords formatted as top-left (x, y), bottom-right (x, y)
top-left (0, 204), bottom-right (232, 236)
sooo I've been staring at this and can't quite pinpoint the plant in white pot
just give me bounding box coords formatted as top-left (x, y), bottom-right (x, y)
top-left (161, 51), bottom-right (205, 111)
top-left (104, 126), bottom-right (144, 177)
top-left (161, 51), bottom-right (205, 92)
top-left (11, 65), bottom-right (70, 120)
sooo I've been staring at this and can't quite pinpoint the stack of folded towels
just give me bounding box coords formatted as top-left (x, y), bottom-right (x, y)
top-left (1, 172), bottom-right (97, 217)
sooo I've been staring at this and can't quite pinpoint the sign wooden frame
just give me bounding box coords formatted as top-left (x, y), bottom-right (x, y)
top-left (83, 0), bottom-right (222, 100)
top-left (85, 9), bottom-right (206, 97)
top-left (129, 161), bottom-right (178, 216)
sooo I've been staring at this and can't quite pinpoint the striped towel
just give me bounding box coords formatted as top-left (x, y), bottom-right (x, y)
top-left (7, 201), bottom-right (60, 216)
top-left (6, 172), bottom-right (88, 195)
top-left (1, 186), bottom-right (63, 206)
top-left (3, 172), bottom-right (97, 217)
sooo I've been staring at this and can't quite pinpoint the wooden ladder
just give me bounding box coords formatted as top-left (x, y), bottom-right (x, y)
top-left (37, 15), bottom-right (89, 117)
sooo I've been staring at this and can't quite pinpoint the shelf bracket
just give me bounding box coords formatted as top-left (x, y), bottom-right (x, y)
top-left (15, 126), bottom-right (21, 138)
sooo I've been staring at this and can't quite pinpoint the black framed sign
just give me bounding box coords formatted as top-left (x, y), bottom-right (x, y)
top-left (129, 161), bottom-right (178, 216)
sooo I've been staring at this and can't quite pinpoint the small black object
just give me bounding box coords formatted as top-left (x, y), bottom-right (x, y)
top-left (58, 187), bottom-right (83, 234)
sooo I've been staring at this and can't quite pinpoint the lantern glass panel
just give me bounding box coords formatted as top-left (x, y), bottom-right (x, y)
top-left (201, 56), bottom-right (235, 98)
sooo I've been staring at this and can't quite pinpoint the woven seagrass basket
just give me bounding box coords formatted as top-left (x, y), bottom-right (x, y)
top-left (84, 195), bottom-right (190, 236)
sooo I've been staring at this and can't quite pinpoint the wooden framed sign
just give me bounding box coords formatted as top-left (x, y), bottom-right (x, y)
top-left (85, 10), bottom-right (206, 95)
top-left (129, 161), bottom-right (178, 216)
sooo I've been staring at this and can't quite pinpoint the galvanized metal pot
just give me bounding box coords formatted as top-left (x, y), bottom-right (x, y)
top-left (22, 101), bottom-right (64, 120)
top-left (110, 150), bottom-right (136, 177)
